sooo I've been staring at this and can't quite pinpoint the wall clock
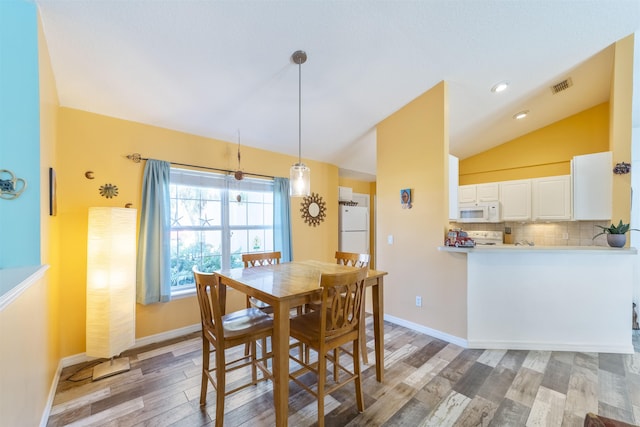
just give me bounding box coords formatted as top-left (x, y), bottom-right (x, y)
top-left (300, 192), bottom-right (326, 227)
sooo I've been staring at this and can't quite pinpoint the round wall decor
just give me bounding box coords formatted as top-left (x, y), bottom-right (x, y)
top-left (300, 192), bottom-right (326, 227)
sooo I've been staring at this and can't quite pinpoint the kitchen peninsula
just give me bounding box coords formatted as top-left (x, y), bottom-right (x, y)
top-left (440, 244), bottom-right (637, 353)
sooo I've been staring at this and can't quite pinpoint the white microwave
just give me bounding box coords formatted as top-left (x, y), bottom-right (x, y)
top-left (457, 202), bottom-right (501, 223)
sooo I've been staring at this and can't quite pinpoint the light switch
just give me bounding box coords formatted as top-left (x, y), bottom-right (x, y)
top-left (387, 235), bottom-right (394, 245)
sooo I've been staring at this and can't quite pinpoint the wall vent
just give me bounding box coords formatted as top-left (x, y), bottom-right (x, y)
top-left (550, 78), bottom-right (573, 94)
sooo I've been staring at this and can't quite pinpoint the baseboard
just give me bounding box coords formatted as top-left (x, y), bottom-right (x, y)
top-left (467, 339), bottom-right (635, 354)
top-left (383, 314), bottom-right (468, 348)
top-left (45, 323), bottom-right (202, 425)
top-left (40, 358), bottom-right (64, 427)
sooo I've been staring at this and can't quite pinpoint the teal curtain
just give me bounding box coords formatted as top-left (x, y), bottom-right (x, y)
top-left (273, 177), bottom-right (293, 261)
top-left (136, 159), bottom-right (171, 304)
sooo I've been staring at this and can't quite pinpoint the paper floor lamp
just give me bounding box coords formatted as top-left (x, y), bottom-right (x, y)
top-left (86, 207), bottom-right (137, 380)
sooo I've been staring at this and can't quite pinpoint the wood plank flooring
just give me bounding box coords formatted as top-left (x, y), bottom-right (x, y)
top-left (47, 319), bottom-right (640, 426)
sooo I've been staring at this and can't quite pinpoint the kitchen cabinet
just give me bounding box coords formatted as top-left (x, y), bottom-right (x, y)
top-left (458, 182), bottom-right (499, 204)
top-left (572, 151), bottom-right (612, 220)
top-left (449, 155), bottom-right (459, 220)
top-left (500, 179), bottom-right (531, 221)
top-left (532, 175), bottom-right (571, 220)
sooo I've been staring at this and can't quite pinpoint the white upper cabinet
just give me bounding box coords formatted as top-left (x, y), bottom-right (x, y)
top-left (532, 175), bottom-right (571, 220)
top-left (458, 182), bottom-right (499, 205)
top-left (572, 151), bottom-right (612, 220)
top-left (500, 179), bottom-right (532, 221)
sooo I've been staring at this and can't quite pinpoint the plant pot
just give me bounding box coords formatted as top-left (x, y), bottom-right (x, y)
top-left (607, 234), bottom-right (626, 248)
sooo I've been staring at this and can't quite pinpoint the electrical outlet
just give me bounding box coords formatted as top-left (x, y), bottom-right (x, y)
top-left (415, 296), bottom-right (422, 307)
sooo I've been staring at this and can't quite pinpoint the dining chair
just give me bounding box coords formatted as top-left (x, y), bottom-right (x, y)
top-left (192, 267), bottom-right (274, 427)
top-left (242, 251), bottom-right (281, 313)
top-left (288, 268), bottom-right (368, 427)
top-left (334, 252), bottom-right (371, 363)
top-left (335, 251), bottom-right (370, 268)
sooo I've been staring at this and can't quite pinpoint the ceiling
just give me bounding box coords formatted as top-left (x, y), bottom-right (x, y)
top-left (35, 1), bottom-right (640, 182)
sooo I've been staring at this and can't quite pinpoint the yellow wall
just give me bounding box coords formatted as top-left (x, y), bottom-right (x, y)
top-left (610, 34), bottom-right (634, 232)
top-left (459, 102), bottom-right (610, 184)
top-left (377, 82), bottom-right (467, 339)
top-left (56, 107), bottom-right (339, 356)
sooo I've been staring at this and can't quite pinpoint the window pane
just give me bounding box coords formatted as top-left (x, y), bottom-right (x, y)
top-left (247, 203), bottom-right (265, 225)
top-left (229, 200), bottom-right (247, 226)
top-left (248, 230), bottom-right (265, 252)
top-left (230, 229), bottom-right (248, 255)
top-left (171, 230), bottom-right (222, 287)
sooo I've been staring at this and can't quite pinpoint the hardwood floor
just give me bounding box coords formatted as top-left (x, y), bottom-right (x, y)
top-left (47, 319), bottom-right (640, 426)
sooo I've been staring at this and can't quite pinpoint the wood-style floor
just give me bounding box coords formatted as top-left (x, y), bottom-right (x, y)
top-left (47, 318), bottom-right (640, 426)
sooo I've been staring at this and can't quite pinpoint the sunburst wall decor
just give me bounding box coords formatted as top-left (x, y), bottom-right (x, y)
top-left (99, 183), bottom-right (119, 199)
top-left (300, 192), bottom-right (326, 227)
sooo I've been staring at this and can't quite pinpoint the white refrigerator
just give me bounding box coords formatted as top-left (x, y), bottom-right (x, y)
top-left (339, 205), bottom-right (369, 254)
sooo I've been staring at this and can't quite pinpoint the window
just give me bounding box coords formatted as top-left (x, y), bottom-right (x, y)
top-left (169, 168), bottom-right (274, 293)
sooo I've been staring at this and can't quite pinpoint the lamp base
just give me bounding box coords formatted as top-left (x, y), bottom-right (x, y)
top-left (92, 357), bottom-right (130, 381)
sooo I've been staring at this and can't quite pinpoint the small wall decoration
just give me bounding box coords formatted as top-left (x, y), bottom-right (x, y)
top-left (300, 192), bottom-right (327, 227)
top-left (400, 188), bottom-right (412, 209)
top-left (99, 183), bottom-right (119, 198)
top-left (0, 169), bottom-right (27, 200)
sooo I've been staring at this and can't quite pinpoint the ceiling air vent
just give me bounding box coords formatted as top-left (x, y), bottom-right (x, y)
top-left (550, 78), bottom-right (573, 94)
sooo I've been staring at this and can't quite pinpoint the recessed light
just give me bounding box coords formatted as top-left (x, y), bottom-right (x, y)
top-left (513, 110), bottom-right (529, 120)
top-left (491, 81), bottom-right (509, 93)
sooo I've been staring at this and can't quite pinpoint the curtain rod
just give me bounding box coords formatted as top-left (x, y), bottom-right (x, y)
top-left (126, 153), bottom-right (280, 180)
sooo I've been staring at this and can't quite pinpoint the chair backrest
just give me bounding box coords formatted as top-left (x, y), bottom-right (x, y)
top-left (242, 251), bottom-right (281, 268)
top-left (192, 266), bottom-right (225, 346)
top-left (319, 268), bottom-right (368, 339)
top-left (335, 251), bottom-right (370, 268)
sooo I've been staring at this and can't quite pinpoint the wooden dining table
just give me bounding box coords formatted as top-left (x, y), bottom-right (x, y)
top-left (215, 259), bottom-right (387, 427)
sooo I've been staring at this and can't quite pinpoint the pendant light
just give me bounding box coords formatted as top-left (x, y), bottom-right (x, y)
top-left (290, 50), bottom-right (310, 197)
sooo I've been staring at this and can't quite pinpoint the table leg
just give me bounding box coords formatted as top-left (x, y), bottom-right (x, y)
top-left (372, 277), bottom-right (384, 382)
top-left (272, 302), bottom-right (290, 426)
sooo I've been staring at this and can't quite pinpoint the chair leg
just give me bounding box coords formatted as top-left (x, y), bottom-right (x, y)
top-left (215, 347), bottom-right (226, 427)
top-left (200, 338), bottom-right (209, 406)
top-left (251, 340), bottom-right (258, 383)
top-left (317, 350), bottom-right (327, 427)
top-left (333, 348), bottom-right (339, 381)
top-left (360, 317), bottom-right (368, 365)
top-left (353, 338), bottom-right (365, 412)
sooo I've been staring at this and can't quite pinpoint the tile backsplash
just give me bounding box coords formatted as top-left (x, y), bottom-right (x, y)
top-left (448, 220), bottom-right (613, 246)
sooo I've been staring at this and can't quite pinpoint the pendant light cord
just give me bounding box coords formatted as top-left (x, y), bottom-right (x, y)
top-left (298, 59), bottom-right (302, 165)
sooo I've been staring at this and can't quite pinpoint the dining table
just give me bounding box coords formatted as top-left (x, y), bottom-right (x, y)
top-left (215, 259), bottom-right (387, 427)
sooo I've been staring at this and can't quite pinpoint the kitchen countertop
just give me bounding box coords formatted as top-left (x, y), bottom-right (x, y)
top-left (438, 244), bottom-right (637, 254)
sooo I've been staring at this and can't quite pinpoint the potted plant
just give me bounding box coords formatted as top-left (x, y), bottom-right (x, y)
top-left (593, 220), bottom-right (638, 247)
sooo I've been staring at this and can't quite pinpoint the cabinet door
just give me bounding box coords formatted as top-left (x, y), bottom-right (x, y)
top-left (500, 179), bottom-right (531, 221)
top-left (458, 185), bottom-right (477, 204)
top-left (532, 175), bottom-right (571, 220)
top-left (572, 151), bottom-right (612, 220)
top-left (476, 183), bottom-right (500, 202)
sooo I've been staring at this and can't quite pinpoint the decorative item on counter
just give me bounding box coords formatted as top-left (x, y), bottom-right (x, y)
top-left (444, 229), bottom-right (475, 248)
top-left (300, 192), bottom-right (326, 227)
top-left (593, 219), bottom-right (639, 248)
top-left (504, 226), bottom-right (513, 244)
top-left (99, 183), bottom-right (119, 199)
top-left (613, 162), bottom-right (631, 175)
top-left (400, 188), bottom-right (412, 209)
top-left (0, 169), bottom-right (27, 200)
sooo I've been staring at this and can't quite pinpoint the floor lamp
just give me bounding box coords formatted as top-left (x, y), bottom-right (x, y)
top-left (86, 207), bottom-right (137, 381)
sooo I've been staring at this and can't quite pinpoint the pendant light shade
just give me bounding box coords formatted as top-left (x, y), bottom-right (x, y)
top-left (290, 50), bottom-right (311, 197)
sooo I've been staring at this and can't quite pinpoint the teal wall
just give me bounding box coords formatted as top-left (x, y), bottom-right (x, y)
top-left (0, 0), bottom-right (41, 268)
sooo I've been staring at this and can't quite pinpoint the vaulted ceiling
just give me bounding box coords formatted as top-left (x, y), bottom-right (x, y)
top-left (35, 1), bottom-right (640, 181)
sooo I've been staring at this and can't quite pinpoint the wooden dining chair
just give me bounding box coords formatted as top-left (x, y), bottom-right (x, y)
top-left (192, 267), bottom-right (274, 427)
top-left (335, 251), bottom-right (370, 268)
top-left (288, 268), bottom-right (368, 427)
top-left (242, 251), bottom-right (281, 313)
